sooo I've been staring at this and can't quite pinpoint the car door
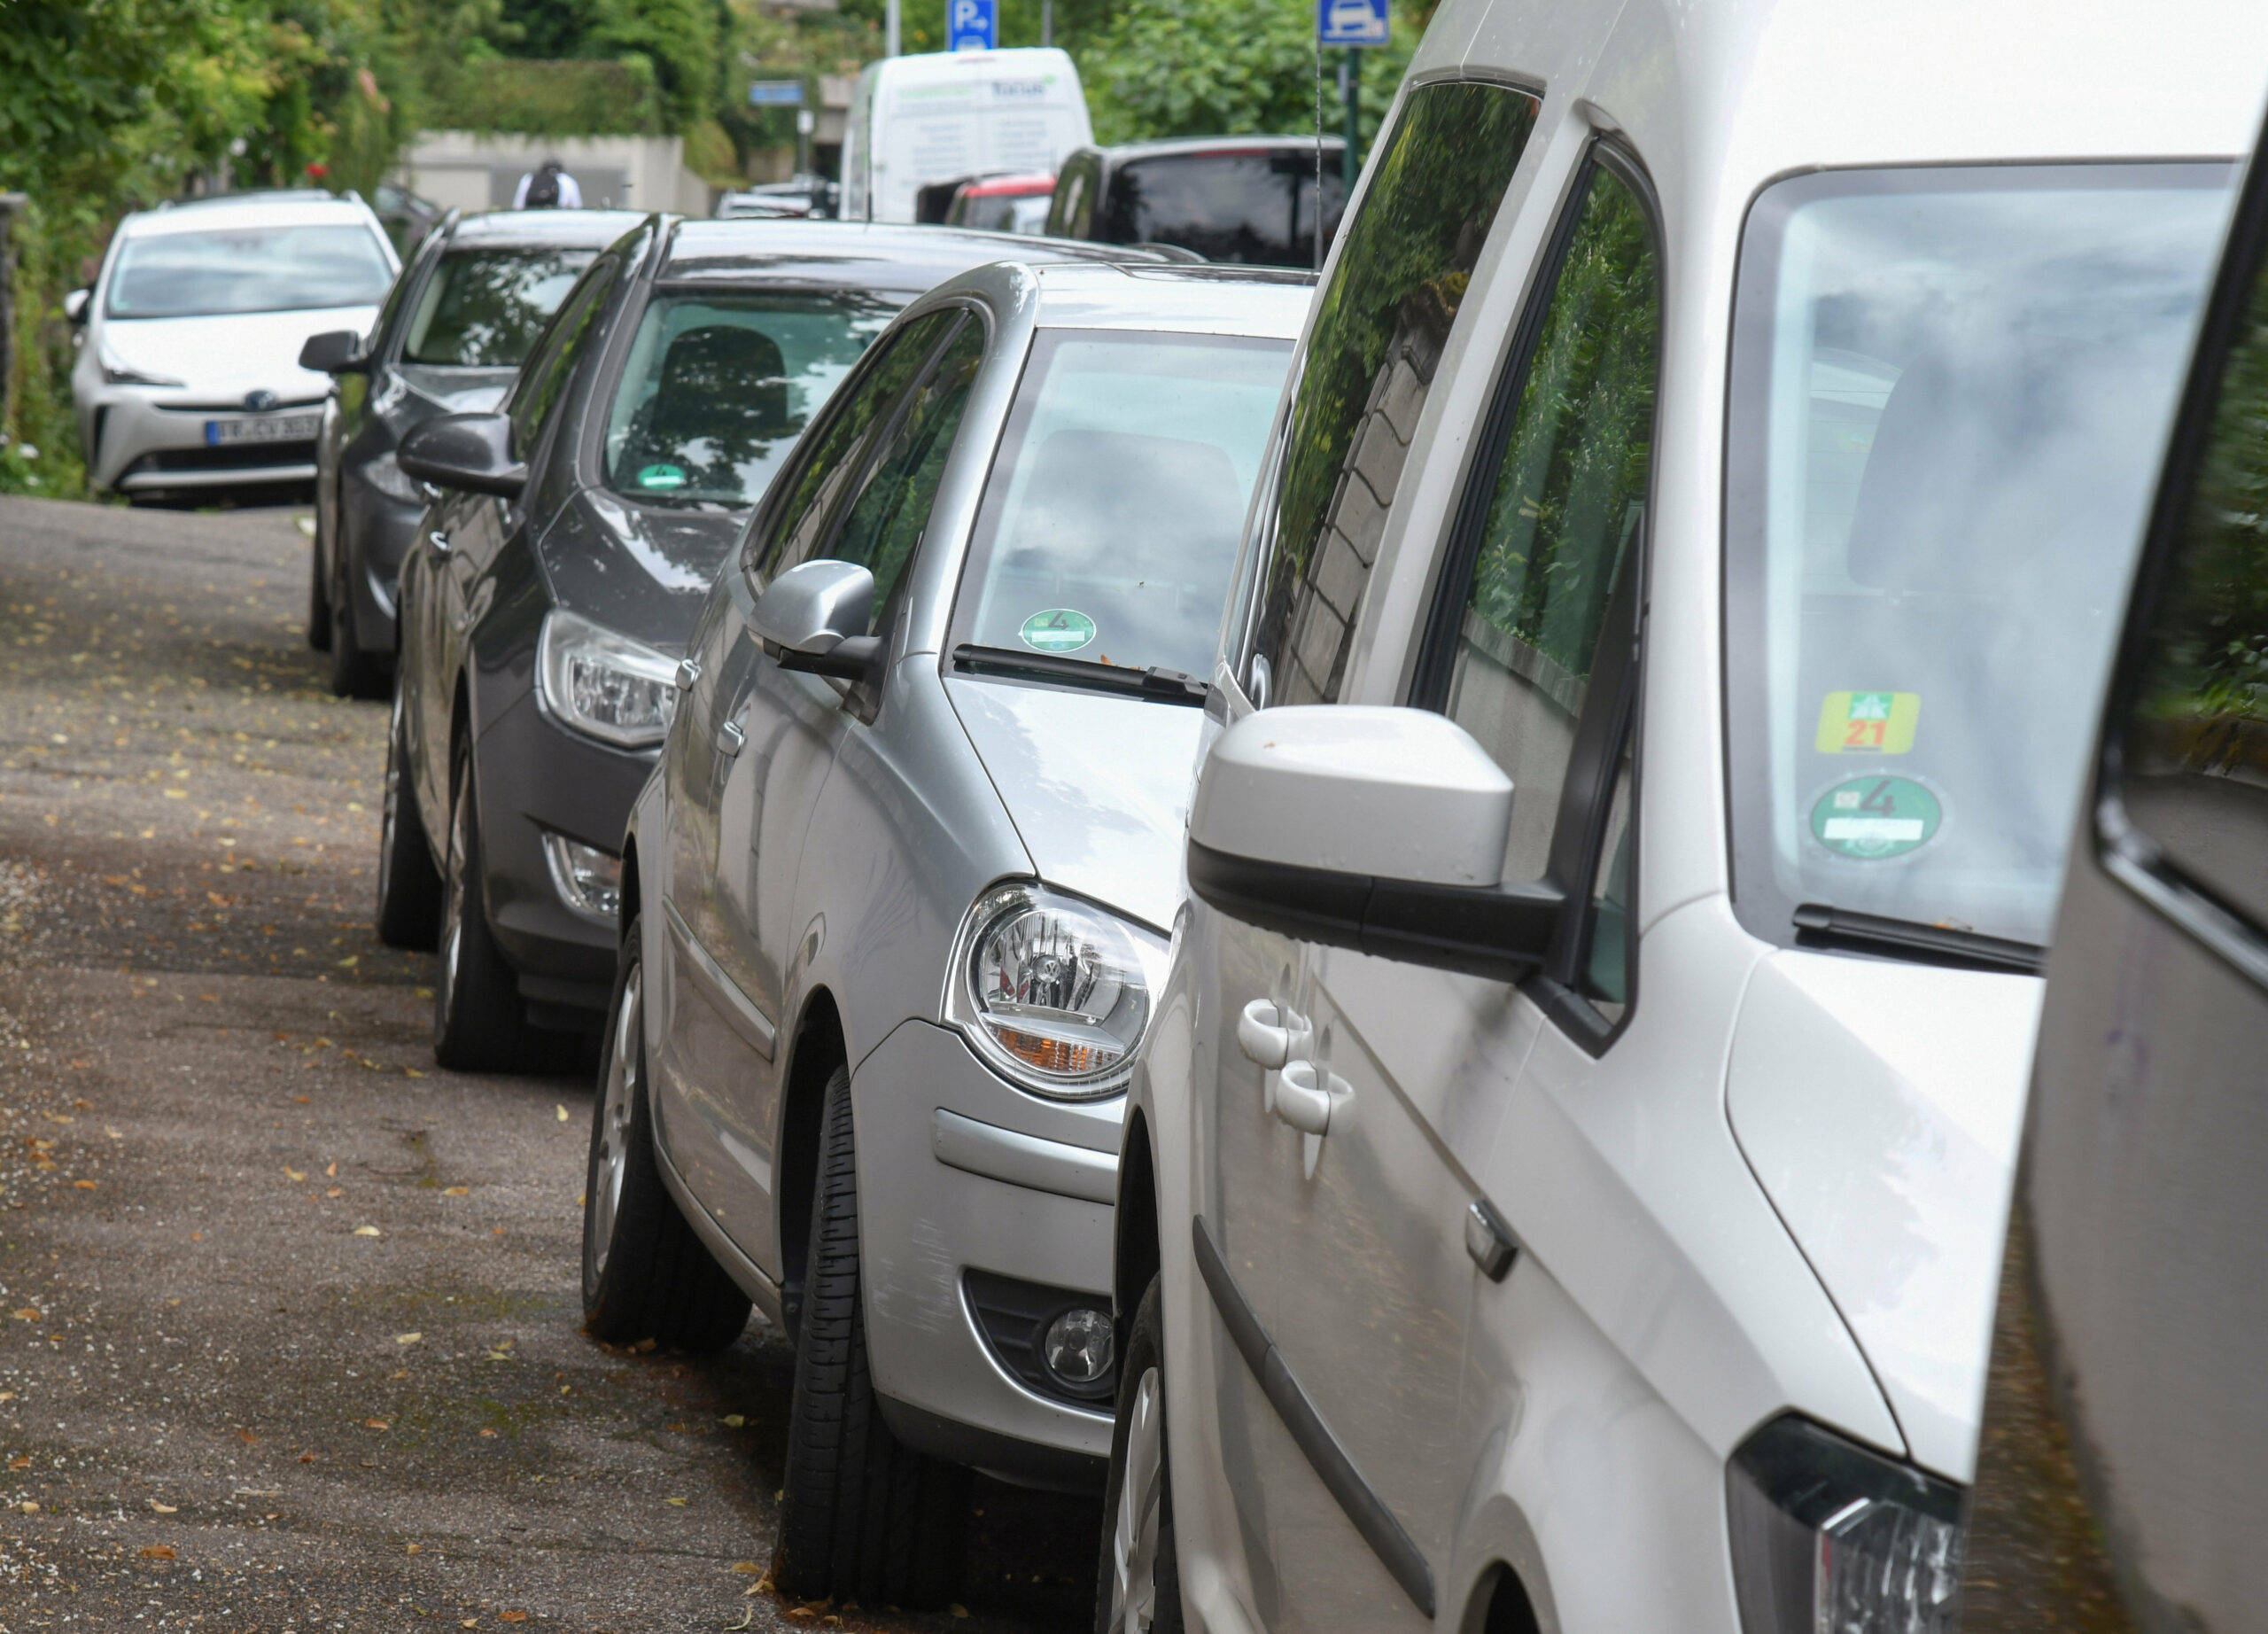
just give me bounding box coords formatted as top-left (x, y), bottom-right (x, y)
top-left (1221, 136), bottom-right (1660, 1631)
top-left (654, 307), bottom-right (972, 1271)
top-left (1192, 77), bottom-right (1547, 1630)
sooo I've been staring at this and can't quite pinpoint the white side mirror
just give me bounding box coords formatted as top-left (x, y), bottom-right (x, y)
top-left (750, 559), bottom-right (880, 681)
top-left (62, 289), bottom-right (89, 325)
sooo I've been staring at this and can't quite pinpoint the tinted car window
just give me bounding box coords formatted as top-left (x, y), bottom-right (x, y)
top-left (2114, 222), bottom-right (2268, 931)
top-left (1723, 165), bottom-right (2232, 947)
top-left (108, 224), bottom-right (393, 317)
top-left (1245, 81), bottom-right (1542, 706)
top-left (1100, 151), bottom-right (1345, 266)
top-left (507, 254), bottom-right (623, 453)
top-left (402, 246), bottom-right (598, 366)
top-left (603, 292), bottom-right (898, 509)
top-left (951, 328), bottom-right (1294, 678)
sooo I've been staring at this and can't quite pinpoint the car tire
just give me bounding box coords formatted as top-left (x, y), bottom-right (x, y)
top-left (326, 531), bottom-right (386, 699)
top-left (307, 510), bottom-right (332, 652)
top-left (1094, 1274), bottom-right (1184, 1634)
top-left (774, 1064), bottom-right (968, 1608)
top-left (581, 917), bottom-right (753, 1352)
top-left (375, 688), bottom-right (442, 950)
top-left (431, 735), bottom-right (528, 1071)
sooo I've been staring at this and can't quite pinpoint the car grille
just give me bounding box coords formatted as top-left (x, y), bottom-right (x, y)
top-left (123, 442), bottom-right (317, 476)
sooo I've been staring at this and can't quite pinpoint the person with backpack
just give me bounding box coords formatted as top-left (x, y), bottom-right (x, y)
top-left (513, 160), bottom-right (582, 209)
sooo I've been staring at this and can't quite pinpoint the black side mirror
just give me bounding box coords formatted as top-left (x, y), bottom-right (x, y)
top-left (299, 329), bottom-right (367, 374)
top-left (62, 290), bottom-right (89, 326)
top-left (397, 412), bottom-right (526, 500)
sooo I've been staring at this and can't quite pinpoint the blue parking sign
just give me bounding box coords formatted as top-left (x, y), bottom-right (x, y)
top-left (947, 0), bottom-right (997, 51)
top-left (1317, 0), bottom-right (1387, 45)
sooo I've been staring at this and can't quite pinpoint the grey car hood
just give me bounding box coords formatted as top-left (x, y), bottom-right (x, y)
top-left (534, 488), bottom-right (746, 652)
top-left (943, 677), bottom-right (1206, 936)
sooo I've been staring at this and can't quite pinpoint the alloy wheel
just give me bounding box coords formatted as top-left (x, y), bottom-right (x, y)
top-left (1107, 1366), bottom-right (1165, 1634)
top-left (587, 964), bottom-right (642, 1283)
top-left (438, 773), bottom-right (470, 1033)
top-left (379, 696), bottom-right (406, 908)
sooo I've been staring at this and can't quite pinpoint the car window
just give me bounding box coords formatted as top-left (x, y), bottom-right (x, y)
top-left (827, 320), bottom-right (987, 629)
top-left (1099, 151), bottom-right (1344, 266)
top-left (506, 253), bottom-right (623, 455)
top-left (402, 246), bottom-right (599, 366)
top-left (106, 223), bottom-right (393, 318)
top-left (2113, 215), bottom-right (2268, 935)
top-left (602, 291), bottom-right (899, 510)
top-left (1242, 80), bottom-right (1542, 707)
top-left (755, 309), bottom-right (964, 580)
top-left (950, 328), bottom-right (1295, 678)
top-left (1052, 156), bottom-right (1099, 238)
top-left (1413, 154), bottom-right (1658, 1023)
top-left (371, 230), bottom-right (439, 353)
top-left (1722, 164), bottom-right (2232, 949)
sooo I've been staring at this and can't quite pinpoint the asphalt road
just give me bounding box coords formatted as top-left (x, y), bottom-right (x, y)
top-left (0, 495), bottom-right (1099, 1633)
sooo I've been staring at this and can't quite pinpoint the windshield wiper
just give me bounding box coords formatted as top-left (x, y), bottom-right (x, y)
top-left (1792, 903), bottom-right (2043, 975)
top-left (950, 643), bottom-right (1208, 707)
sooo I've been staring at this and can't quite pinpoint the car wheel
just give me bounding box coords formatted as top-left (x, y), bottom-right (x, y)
top-left (375, 687), bottom-right (442, 950)
top-left (326, 531), bottom-right (386, 699)
top-left (774, 1064), bottom-right (968, 1608)
top-left (307, 505), bottom-right (332, 652)
top-left (1095, 1275), bottom-right (1184, 1634)
top-left (431, 735), bottom-right (528, 1071)
top-left (581, 918), bottom-right (753, 1350)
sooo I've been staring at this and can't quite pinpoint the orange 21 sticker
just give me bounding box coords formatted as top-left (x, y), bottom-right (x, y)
top-left (1816, 691), bottom-right (1919, 755)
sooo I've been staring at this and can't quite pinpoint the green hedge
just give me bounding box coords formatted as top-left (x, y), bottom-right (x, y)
top-left (425, 58), bottom-right (664, 138)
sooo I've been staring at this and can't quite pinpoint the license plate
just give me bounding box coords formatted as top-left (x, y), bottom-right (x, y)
top-left (205, 415), bottom-right (320, 447)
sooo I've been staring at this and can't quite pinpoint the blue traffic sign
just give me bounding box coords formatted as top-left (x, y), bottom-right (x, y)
top-left (947, 0), bottom-right (997, 51)
top-left (1317, 0), bottom-right (1386, 45)
top-left (748, 80), bottom-right (805, 105)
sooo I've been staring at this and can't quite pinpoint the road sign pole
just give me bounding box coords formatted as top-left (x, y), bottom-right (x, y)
top-left (886, 0), bottom-right (901, 55)
top-left (1043, 0), bottom-right (1053, 46)
top-left (1342, 48), bottom-right (1360, 194)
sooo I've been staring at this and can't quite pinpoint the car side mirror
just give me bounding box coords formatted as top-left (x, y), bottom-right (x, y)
top-left (62, 290), bottom-right (89, 326)
top-left (299, 329), bottom-right (367, 374)
top-left (396, 412), bottom-right (525, 499)
top-left (750, 559), bottom-right (882, 681)
top-left (1186, 706), bottom-right (1564, 981)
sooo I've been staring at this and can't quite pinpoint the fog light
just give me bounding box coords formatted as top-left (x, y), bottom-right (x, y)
top-left (1044, 1306), bottom-right (1115, 1386)
top-left (542, 831), bottom-right (622, 923)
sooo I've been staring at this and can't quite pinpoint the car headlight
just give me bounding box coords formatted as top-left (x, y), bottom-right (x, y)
top-left (535, 610), bottom-right (679, 749)
top-left (1728, 1415), bottom-right (1963, 1634)
top-left (945, 882), bottom-right (1166, 1099)
top-left (360, 450), bottom-right (423, 505)
top-left (101, 354), bottom-right (185, 389)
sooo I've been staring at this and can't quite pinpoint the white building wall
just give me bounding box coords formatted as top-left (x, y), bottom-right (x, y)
top-left (399, 132), bottom-right (716, 217)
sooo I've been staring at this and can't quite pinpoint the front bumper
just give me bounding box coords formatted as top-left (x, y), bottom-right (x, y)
top-left (474, 686), bottom-right (656, 1022)
top-left (88, 390), bottom-right (323, 494)
top-left (338, 464), bottom-right (426, 655)
top-left (853, 1017), bottom-right (1121, 1488)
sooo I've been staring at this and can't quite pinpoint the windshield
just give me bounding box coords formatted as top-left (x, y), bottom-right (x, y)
top-left (950, 328), bottom-right (1293, 680)
top-left (403, 246), bottom-right (595, 366)
top-left (108, 224), bottom-right (393, 318)
top-left (1726, 164), bottom-right (2233, 948)
top-left (1103, 153), bottom-right (1345, 267)
top-left (602, 290), bottom-right (900, 509)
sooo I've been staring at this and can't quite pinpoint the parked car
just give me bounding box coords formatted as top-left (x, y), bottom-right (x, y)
top-left (1098, 4), bottom-right (2268, 1633)
top-left (942, 172), bottom-right (1056, 235)
top-left (1957, 101), bottom-right (2268, 1634)
top-left (372, 180), bottom-right (446, 259)
top-left (378, 221), bottom-right (1175, 1070)
top-left (714, 183), bottom-right (819, 222)
top-left (843, 49), bottom-right (1092, 224)
top-left (301, 207), bottom-right (645, 697)
top-left (66, 191), bottom-right (400, 501)
top-left (586, 261), bottom-right (1309, 1607)
top-left (1045, 136), bottom-right (1346, 267)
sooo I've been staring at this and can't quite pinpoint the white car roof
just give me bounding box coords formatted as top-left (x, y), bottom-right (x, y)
top-left (1026, 263), bottom-right (1316, 339)
top-left (122, 196), bottom-right (386, 240)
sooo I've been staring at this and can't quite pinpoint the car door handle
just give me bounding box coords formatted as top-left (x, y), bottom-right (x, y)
top-left (674, 657), bottom-right (702, 693)
top-left (1235, 999), bottom-right (1309, 1069)
top-left (716, 720), bottom-right (744, 758)
top-left (1274, 1060), bottom-right (1344, 1137)
top-left (428, 529), bottom-right (450, 555)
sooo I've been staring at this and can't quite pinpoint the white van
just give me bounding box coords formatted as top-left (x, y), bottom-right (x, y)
top-left (842, 48), bottom-right (1094, 225)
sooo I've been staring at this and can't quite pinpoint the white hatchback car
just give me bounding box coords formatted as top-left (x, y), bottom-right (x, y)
top-left (67, 190), bottom-right (398, 499)
top-left (1100, 3), bottom-right (2268, 1632)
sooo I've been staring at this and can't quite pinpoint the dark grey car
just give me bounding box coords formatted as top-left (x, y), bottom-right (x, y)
top-left (302, 207), bottom-right (645, 696)
top-left (376, 217), bottom-right (1167, 1071)
top-left (1045, 136), bottom-right (1347, 267)
top-left (1958, 109), bottom-right (2268, 1633)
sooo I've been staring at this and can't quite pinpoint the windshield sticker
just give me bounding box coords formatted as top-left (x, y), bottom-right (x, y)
top-left (1816, 690), bottom-right (1920, 754)
top-left (1019, 609), bottom-right (1097, 655)
top-left (1811, 775), bottom-right (1943, 860)
top-left (636, 463), bottom-right (687, 491)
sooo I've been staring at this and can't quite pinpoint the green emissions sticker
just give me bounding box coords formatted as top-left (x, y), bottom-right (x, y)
top-left (1811, 775), bottom-right (1943, 860)
top-left (637, 463), bottom-right (686, 490)
top-left (1019, 608), bottom-right (1096, 655)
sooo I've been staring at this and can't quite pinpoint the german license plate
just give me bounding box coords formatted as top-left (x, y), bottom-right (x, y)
top-left (205, 415), bottom-right (320, 446)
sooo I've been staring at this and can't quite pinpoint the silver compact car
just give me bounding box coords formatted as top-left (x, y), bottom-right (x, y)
top-left (66, 191), bottom-right (400, 499)
top-left (581, 261), bottom-right (1309, 1607)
